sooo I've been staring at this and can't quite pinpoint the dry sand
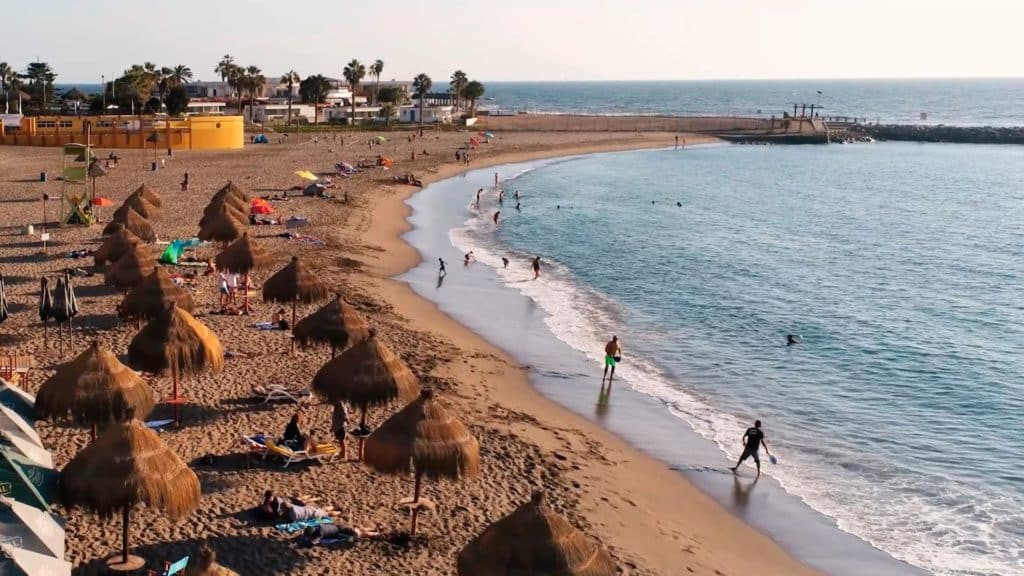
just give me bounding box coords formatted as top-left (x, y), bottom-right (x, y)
top-left (0, 129), bottom-right (819, 575)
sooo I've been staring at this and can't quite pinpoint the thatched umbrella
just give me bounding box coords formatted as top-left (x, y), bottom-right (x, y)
top-left (183, 546), bottom-right (240, 576)
top-left (104, 243), bottom-right (157, 291)
top-left (0, 274), bottom-right (8, 324)
top-left (456, 491), bottom-right (617, 576)
top-left (88, 160), bottom-right (107, 203)
top-left (205, 186), bottom-right (249, 213)
top-left (36, 340), bottom-right (156, 440)
top-left (102, 206), bottom-right (155, 242)
top-left (312, 330), bottom-right (419, 456)
top-left (214, 233), bottom-right (272, 314)
top-left (129, 183), bottom-right (162, 208)
top-left (262, 256), bottom-right (329, 351)
top-left (363, 389), bottom-right (480, 535)
top-left (127, 303), bottom-right (224, 424)
top-left (293, 295), bottom-right (371, 358)
top-left (120, 268), bottom-right (195, 322)
top-left (197, 210), bottom-right (246, 244)
top-left (38, 277), bottom-right (53, 351)
top-left (59, 414), bottom-right (201, 570)
top-left (216, 180), bottom-right (251, 204)
top-left (93, 224), bottom-right (141, 266)
top-left (113, 194), bottom-right (159, 221)
top-left (198, 200), bottom-right (247, 229)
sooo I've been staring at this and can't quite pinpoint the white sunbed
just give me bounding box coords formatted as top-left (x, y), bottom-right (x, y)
top-left (251, 385), bottom-right (310, 404)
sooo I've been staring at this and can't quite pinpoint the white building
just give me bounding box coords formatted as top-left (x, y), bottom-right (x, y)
top-left (186, 81), bottom-right (235, 99)
top-left (244, 103), bottom-right (317, 123)
top-left (399, 105), bottom-right (453, 124)
top-left (186, 101), bottom-right (226, 115)
top-left (321, 105), bottom-right (382, 124)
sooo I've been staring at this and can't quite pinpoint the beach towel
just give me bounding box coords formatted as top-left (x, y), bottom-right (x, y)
top-left (275, 517), bottom-right (332, 533)
top-left (254, 322), bottom-right (282, 331)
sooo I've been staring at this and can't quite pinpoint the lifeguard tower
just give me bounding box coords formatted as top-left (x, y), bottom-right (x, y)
top-left (60, 143), bottom-right (94, 226)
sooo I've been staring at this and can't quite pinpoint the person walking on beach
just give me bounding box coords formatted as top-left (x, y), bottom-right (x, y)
top-left (603, 336), bottom-right (622, 382)
top-left (331, 401), bottom-right (349, 460)
top-left (675, 135), bottom-right (679, 149)
top-left (438, 258), bottom-right (447, 277)
top-left (501, 257), bottom-right (509, 269)
top-left (493, 211), bottom-right (500, 225)
top-left (181, 171), bottom-right (189, 192)
top-left (531, 256), bottom-right (541, 279)
top-left (730, 420), bottom-right (772, 477)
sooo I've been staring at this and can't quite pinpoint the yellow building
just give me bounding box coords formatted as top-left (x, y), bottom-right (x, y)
top-left (0, 115), bottom-right (244, 150)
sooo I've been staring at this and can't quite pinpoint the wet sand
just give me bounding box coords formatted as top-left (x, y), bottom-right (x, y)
top-left (0, 130), bottom-right (819, 575)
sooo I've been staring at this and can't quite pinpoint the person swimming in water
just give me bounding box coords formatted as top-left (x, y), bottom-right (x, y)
top-left (498, 189), bottom-right (504, 204)
top-left (531, 256), bottom-right (541, 279)
top-left (787, 334), bottom-right (800, 346)
top-left (515, 201), bottom-right (521, 212)
top-left (464, 251), bottom-right (475, 266)
top-left (514, 190), bottom-right (520, 200)
top-left (493, 211), bottom-right (500, 225)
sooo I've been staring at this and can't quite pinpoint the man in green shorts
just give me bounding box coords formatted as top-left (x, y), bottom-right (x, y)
top-left (603, 336), bottom-right (622, 382)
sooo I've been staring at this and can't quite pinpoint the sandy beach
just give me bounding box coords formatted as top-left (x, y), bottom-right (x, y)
top-left (0, 130), bottom-right (819, 575)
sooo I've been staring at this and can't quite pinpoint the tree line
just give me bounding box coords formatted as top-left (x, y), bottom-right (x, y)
top-left (0, 57), bottom-right (485, 123)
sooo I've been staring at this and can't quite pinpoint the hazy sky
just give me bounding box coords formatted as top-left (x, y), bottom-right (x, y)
top-left (3, 0), bottom-right (1022, 83)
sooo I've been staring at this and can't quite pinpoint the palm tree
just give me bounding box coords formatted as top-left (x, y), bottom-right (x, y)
top-left (462, 80), bottom-right (485, 117)
top-left (281, 70), bottom-right (300, 125)
top-left (157, 67), bottom-right (173, 104)
top-left (377, 86), bottom-right (402, 126)
top-left (449, 70), bottom-right (467, 112)
top-left (245, 65), bottom-right (266, 122)
top-left (225, 64), bottom-right (244, 116)
top-left (300, 74), bottom-right (330, 125)
top-left (412, 73), bottom-right (432, 125)
top-left (343, 59), bottom-right (366, 126)
top-left (168, 65), bottom-right (193, 88)
top-left (215, 54), bottom-right (235, 82)
top-left (0, 62), bottom-right (13, 113)
top-left (370, 59), bottom-right (384, 104)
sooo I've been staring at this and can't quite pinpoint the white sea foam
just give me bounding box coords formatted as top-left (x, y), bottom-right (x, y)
top-left (447, 184), bottom-right (1021, 576)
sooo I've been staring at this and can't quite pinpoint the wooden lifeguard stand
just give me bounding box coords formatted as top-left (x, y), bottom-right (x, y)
top-left (60, 143), bottom-right (94, 226)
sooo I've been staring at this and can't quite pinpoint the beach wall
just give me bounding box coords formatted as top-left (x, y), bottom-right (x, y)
top-left (474, 114), bottom-right (769, 133)
top-left (0, 115), bottom-right (245, 150)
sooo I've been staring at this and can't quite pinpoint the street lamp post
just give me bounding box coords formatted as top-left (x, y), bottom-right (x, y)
top-left (101, 75), bottom-right (105, 110)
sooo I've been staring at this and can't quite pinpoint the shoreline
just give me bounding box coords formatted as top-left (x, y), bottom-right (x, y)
top-left (358, 134), bottom-right (828, 575)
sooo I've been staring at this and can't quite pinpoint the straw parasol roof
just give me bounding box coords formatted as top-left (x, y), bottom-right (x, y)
top-left (208, 186), bottom-right (249, 212)
top-left (36, 341), bottom-right (156, 426)
top-left (262, 256), bottom-right (329, 305)
top-left (115, 193), bottom-right (159, 220)
top-left (198, 200), bottom-right (247, 229)
top-left (364, 389), bottom-right (479, 480)
top-left (129, 183), bottom-right (162, 208)
top-left (214, 233), bottom-right (272, 274)
top-left (59, 415), bottom-right (200, 518)
top-left (120, 268), bottom-right (196, 321)
top-left (88, 161), bottom-right (108, 179)
top-left (311, 330), bottom-right (419, 408)
top-left (456, 492), bottom-right (617, 576)
top-left (293, 294), bottom-right (371, 355)
top-left (93, 224), bottom-right (141, 266)
top-left (103, 206), bottom-right (156, 242)
top-left (127, 303), bottom-right (223, 376)
top-left (216, 180), bottom-right (251, 203)
top-left (197, 210), bottom-right (247, 244)
top-left (104, 243), bottom-right (157, 291)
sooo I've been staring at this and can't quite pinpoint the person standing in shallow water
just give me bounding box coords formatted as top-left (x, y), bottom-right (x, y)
top-left (438, 258), bottom-right (446, 277)
top-left (531, 256), bottom-right (541, 279)
top-left (730, 420), bottom-right (772, 477)
top-left (493, 211), bottom-right (500, 225)
top-left (603, 335), bottom-right (622, 382)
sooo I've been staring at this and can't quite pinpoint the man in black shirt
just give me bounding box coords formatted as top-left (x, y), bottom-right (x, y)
top-left (730, 420), bottom-right (772, 477)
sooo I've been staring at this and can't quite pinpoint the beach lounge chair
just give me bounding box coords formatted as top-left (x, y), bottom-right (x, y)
top-left (251, 385), bottom-right (309, 404)
top-left (0, 356), bottom-right (34, 386)
top-left (146, 555), bottom-right (188, 576)
top-left (265, 440), bottom-right (339, 467)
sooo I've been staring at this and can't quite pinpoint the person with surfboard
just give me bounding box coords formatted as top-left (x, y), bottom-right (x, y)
top-left (730, 420), bottom-right (773, 477)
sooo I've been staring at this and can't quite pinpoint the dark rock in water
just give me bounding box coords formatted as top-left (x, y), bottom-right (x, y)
top-left (862, 124), bottom-right (1024, 145)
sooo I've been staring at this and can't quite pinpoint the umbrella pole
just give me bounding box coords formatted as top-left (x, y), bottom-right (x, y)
top-left (243, 273), bottom-right (251, 315)
top-left (121, 505), bottom-right (130, 564)
top-left (91, 424), bottom-right (97, 442)
top-left (58, 322), bottom-right (63, 356)
top-left (172, 364), bottom-right (180, 424)
top-left (358, 408), bottom-right (367, 459)
top-left (290, 300), bottom-right (296, 354)
top-left (410, 469), bottom-right (423, 535)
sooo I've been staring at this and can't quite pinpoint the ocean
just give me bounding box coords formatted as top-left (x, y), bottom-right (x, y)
top-left (482, 79), bottom-right (1024, 127)
top-left (402, 142), bottom-right (1023, 576)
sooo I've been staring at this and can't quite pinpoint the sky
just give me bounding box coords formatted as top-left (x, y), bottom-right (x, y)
top-left (2, 0), bottom-right (1022, 83)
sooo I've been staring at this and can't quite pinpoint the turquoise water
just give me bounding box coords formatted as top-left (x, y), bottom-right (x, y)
top-left (452, 143), bottom-right (1024, 576)
top-left (483, 79), bottom-right (1024, 126)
